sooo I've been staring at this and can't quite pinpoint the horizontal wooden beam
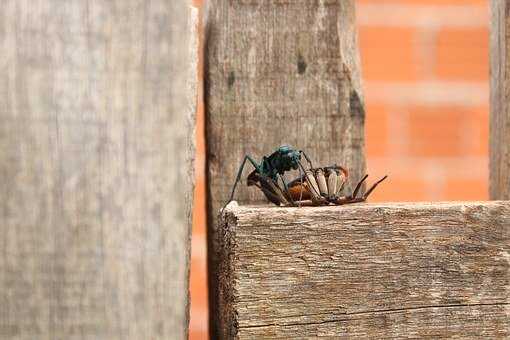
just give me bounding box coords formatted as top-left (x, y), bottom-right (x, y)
top-left (218, 202), bottom-right (510, 339)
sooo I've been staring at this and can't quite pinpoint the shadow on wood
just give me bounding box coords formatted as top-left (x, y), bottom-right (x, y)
top-left (217, 201), bottom-right (510, 339)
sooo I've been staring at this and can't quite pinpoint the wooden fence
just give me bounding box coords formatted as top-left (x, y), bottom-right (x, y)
top-left (0, 1), bottom-right (197, 339)
top-left (0, 0), bottom-right (508, 339)
top-left (207, 1), bottom-right (510, 339)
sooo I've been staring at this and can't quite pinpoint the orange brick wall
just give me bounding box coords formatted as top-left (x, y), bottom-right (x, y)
top-left (189, 0), bottom-right (489, 338)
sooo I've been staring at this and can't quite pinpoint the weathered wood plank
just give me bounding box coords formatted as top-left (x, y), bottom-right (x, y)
top-left (205, 2), bottom-right (365, 335)
top-left (218, 202), bottom-right (510, 339)
top-left (0, 1), bottom-right (197, 339)
top-left (490, 0), bottom-right (510, 199)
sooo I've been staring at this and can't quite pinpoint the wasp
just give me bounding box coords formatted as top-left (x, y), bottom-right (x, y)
top-left (223, 145), bottom-right (387, 208)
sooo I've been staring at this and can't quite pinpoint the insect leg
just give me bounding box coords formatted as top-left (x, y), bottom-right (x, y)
top-left (264, 176), bottom-right (291, 206)
top-left (316, 168), bottom-right (328, 196)
top-left (333, 197), bottom-right (366, 205)
top-left (223, 155), bottom-right (260, 209)
top-left (250, 172), bottom-right (289, 206)
top-left (250, 181), bottom-right (285, 206)
top-left (278, 173), bottom-right (296, 205)
top-left (298, 163), bottom-right (304, 206)
top-left (352, 174), bottom-right (369, 199)
top-left (298, 161), bottom-right (326, 204)
top-left (330, 174), bottom-right (367, 205)
top-left (332, 175), bottom-right (387, 205)
top-left (300, 150), bottom-right (314, 169)
top-left (363, 175), bottom-right (388, 199)
top-left (299, 162), bottom-right (319, 197)
top-left (336, 170), bottom-right (347, 197)
top-left (306, 170), bottom-right (325, 204)
top-left (326, 168), bottom-right (338, 199)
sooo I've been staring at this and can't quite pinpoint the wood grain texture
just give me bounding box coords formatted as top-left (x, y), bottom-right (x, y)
top-left (205, 2), bottom-right (365, 335)
top-left (218, 202), bottom-right (510, 339)
top-left (490, 0), bottom-right (510, 200)
top-left (0, 1), bottom-right (197, 339)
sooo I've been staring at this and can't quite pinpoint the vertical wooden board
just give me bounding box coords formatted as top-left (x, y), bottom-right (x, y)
top-left (0, 1), bottom-right (197, 339)
top-left (205, 2), bottom-right (365, 336)
top-left (490, 0), bottom-right (510, 200)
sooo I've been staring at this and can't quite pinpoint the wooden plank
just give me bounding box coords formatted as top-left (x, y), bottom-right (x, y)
top-left (218, 202), bottom-right (510, 339)
top-left (0, 1), bottom-right (197, 339)
top-left (205, 2), bottom-right (365, 335)
top-left (490, 0), bottom-right (510, 199)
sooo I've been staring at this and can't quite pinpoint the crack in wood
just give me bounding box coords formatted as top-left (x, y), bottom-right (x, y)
top-left (240, 302), bottom-right (510, 329)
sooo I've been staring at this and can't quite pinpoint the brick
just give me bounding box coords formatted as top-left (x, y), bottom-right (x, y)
top-left (359, 26), bottom-right (419, 81)
top-left (407, 106), bottom-right (470, 157)
top-left (365, 103), bottom-right (389, 157)
top-left (406, 105), bottom-right (489, 157)
top-left (367, 157), bottom-right (489, 200)
top-left (443, 178), bottom-right (488, 200)
top-left (464, 105), bottom-right (489, 156)
top-left (436, 27), bottom-right (489, 81)
top-left (367, 177), bottom-right (429, 202)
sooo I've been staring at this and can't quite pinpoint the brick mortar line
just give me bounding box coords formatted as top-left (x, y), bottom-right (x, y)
top-left (365, 81), bottom-right (488, 106)
top-left (357, 4), bottom-right (488, 28)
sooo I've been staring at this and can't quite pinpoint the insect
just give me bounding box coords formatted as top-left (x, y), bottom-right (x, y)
top-left (223, 145), bottom-right (387, 208)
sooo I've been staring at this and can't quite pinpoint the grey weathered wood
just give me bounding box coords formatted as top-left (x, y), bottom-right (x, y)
top-left (0, 1), bottom-right (197, 339)
top-left (205, 2), bottom-right (365, 335)
top-left (490, 0), bottom-right (510, 200)
top-left (218, 202), bottom-right (510, 339)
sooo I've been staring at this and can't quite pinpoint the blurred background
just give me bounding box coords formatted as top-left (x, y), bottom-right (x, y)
top-left (189, 0), bottom-right (489, 338)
